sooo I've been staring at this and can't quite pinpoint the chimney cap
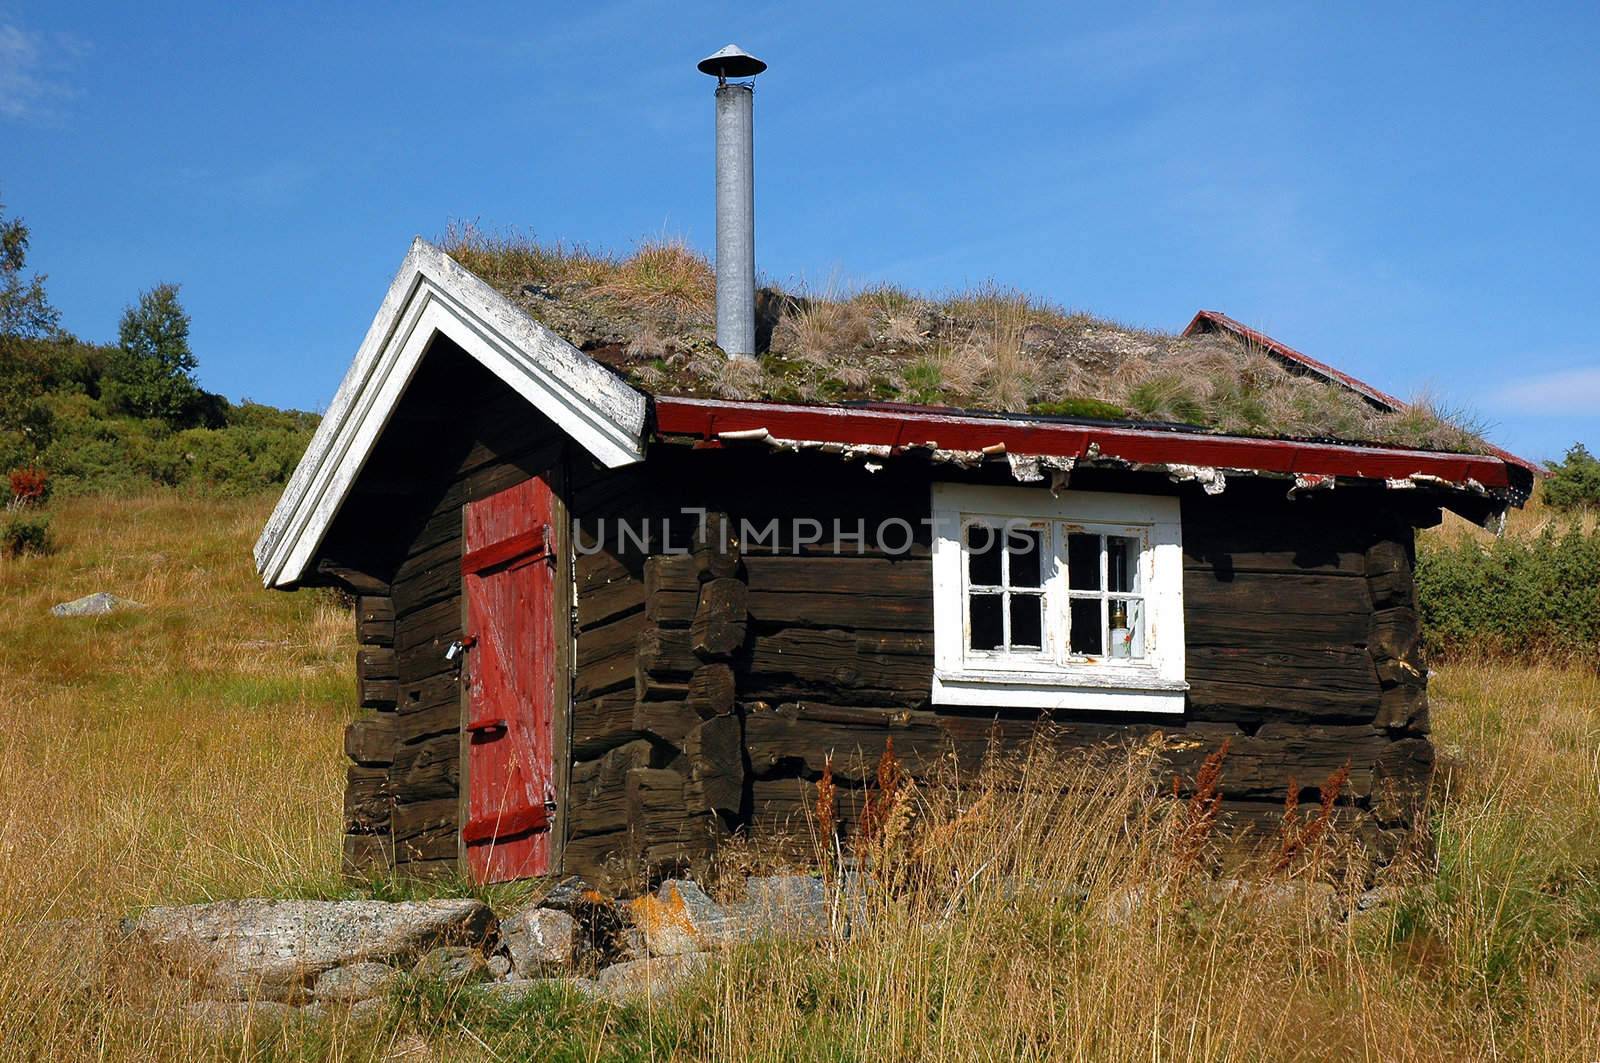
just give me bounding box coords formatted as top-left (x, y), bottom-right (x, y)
top-left (697, 43), bottom-right (766, 80)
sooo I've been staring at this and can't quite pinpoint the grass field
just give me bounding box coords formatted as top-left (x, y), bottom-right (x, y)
top-left (1, 493), bottom-right (1598, 1060)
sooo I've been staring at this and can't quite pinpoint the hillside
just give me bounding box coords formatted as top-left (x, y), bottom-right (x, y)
top-left (1, 493), bottom-right (1599, 1059)
top-left (1, 334), bottom-right (317, 499)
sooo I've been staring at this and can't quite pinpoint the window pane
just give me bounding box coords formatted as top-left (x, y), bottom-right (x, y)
top-left (970, 593), bottom-right (1003, 651)
top-left (1067, 533), bottom-right (1101, 591)
top-left (1108, 535), bottom-right (1140, 594)
top-left (1009, 593), bottom-right (1043, 648)
top-left (1069, 598), bottom-right (1103, 655)
top-left (1109, 597), bottom-right (1142, 659)
top-left (967, 524), bottom-right (1002, 586)
top-left (1006, 527), bottom-right (1044, 588)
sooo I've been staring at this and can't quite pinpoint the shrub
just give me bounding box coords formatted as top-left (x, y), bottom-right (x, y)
top-left (1542, 443), bottom-right (1600, 511)
top-left (6, 465), bottom-right (49, 507)
top-left (1, 511), bottom-right (53, 557)
top-left (1416, 521), bottom-right (1600, 663)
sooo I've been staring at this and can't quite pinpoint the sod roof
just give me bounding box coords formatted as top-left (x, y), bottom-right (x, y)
top-left (443, 227), bottom-right (1494, 458)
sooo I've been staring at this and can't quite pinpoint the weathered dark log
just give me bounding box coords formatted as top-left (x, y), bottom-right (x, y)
top-left (746, 591), bottom-right (933, 631)
top-left (742, 556), bottom-right (930, 597)
top-left (634, 699), bottom-right (703, 745)
top-left (578, 610), bottom-right (650, 669)
top-left (691, 577), bottom-right (748, 659)
top-left (644, 555), bottom-right (700, 626)
top-left (684, 715), bottom-right (744, 815)
top-left (317, 559), bottom-right (391, 596)
top-left (578, 577), bottom-right (645, 632)
top-left (568, 740), bottom-right (653, 839)
top-left (342, 834), bottom-right (394, 876)
top-left (1369, 608), bottom-right (1422, 663)
top-left (356, 596), bottom-right (395, 646)
top-left (692, 511), bottom-right (742, 581)
top-left (390, 732), bottom-right (459, 802)
top-left (391, 798), bottom-right (459, 863)
top-left (636, 628), bottom-right (699, 680)
top-left (344, 714), bottom-right (395, 767)
top-left (572, 692), bottom-right (643, 759)
top-left (741, 629), bottom-right (931, 703)
top-left (626, 767), bottom-right (722, 867)
top-left (394, 597), bottom-right (461, 655)
top-left (344, 766), bottom-right (390, 834)
top-left (687, 664), bottom-right (736, 717)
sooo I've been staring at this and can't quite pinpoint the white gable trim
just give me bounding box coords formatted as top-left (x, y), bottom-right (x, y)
top-left (254, 238), bottom-right (647, 588)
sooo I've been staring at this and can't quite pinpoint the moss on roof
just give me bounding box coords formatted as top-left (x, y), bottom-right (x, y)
top-left (443, 226), bottom-right (1489, 455)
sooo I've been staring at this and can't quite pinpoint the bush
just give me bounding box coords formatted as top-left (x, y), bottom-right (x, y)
top-left (6, 465), bottom-right (49, 507)
top-left (1, 511), bottom-right (53, 557)
top-left (1542, 443), bottom-right (1600, 511)
top-left (1416, 522), bottom-right (1600, 663)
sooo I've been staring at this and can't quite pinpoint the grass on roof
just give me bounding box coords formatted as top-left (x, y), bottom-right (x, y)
top-left (442, 225), bottom-right (1490, 454)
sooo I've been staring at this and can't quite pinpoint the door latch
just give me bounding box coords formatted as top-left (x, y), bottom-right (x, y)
top-left (445, 634), bottom-right (477, 662)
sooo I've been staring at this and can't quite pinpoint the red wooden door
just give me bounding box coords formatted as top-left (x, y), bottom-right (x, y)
top-left (461, 476), bottom-right (557, 883)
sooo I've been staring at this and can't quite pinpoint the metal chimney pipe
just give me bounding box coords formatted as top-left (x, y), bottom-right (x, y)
top-left (697, 44), bottom-right (766, 359)
top-left (714, 83), bottom-right (756, 358)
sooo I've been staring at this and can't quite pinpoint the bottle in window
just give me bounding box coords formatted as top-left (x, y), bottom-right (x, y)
top-left (1110, 602), bottom-right (1132, 659)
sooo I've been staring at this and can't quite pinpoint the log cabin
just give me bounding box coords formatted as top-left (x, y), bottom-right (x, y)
top-left (255, 238), bottom-right (1534, 886)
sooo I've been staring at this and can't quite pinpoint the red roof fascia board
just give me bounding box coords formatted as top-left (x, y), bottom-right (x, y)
top-left (1185, 309), bottom-right (1543, 475)
top-left (652, 396), bottom-right (1514, 491)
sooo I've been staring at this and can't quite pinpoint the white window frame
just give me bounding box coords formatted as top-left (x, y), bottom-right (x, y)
top-left (931, 483), bottom-right (1187, 714)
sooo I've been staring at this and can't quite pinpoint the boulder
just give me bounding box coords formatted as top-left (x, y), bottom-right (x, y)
top-left (183, 1000), bottom-right (297, 1032)
top-left (741, 875), bottom-right (829, 937)
top-left (595, 953), bottom-right (708, 1002)
top-left (412, 946), bottom-right (488, 985)
top-left (127, 898), bottom-right (494, 1001)
top-left (486, 953), bottom-right (513, 980)
top-left (500, 907), bottom-right (580, 974)
top-left (312, 961), bottom-right (399, 1004)
top-left (628, 880), bottom-right (737, 957)
top-left (51, 592), bottom-right (143, 618)
top-left (480, 976), bottom-right (599, 1004)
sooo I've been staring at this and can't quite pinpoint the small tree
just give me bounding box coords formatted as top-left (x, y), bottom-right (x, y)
top-left (1542, 443), bottom-right (1600, 512)
top-left (106, 283), bottom-right (202, 424)
top-left (0, 194), bottom-right (60, 340)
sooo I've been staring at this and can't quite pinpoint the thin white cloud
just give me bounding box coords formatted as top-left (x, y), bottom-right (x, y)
top-left (0, 21), bottom-right (86, 123)
top-left (1494, 366), bottom-right (1600, 415)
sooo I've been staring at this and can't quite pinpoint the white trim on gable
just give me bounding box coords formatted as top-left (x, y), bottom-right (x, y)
top-left (253, 238), bottom-right (648, 588)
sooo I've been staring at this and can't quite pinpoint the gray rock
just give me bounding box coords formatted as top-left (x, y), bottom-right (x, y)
top-left (501, 906), bottom-right (580, 974)
top-left (346, 996), bottom-right (390, 1029)
top-left (312, 961), bottom-right (398, 1003)
top-left (183, 1000), bottom-right (297, 1032)
top-left (486, 952), bottom-right (512, 980)
top-left (127, 898), bottom-right (494, 1002)
top-left (479, 976), bottom-right (597, 1004)
top-left (1354, 885), bottom-right (1404, 913)
top-left (595, 953), bottom-right (708, 1001)
top-left (628, 880), bottom-right (738, 957)
top-left (741, 875), bottom-right (830, 937)
top-left (412, 945), bottom-right (488, 985)
top-left (51, 592), bottom-right (143, 618)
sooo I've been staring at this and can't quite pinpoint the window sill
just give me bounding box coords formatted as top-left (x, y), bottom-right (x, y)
top-left (932, 668), bottom-right (1188, 714)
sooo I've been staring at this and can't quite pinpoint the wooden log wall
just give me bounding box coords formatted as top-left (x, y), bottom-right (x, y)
top-left (320, 358), bottom-right (1441, 881)
top-left (557, 450), bottom-right (1439, 877)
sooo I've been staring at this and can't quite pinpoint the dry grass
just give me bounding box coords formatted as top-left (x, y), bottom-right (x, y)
top-left (2, 495), bottom-right (1597, 1059)
top-left (441, 230), bottom-right (1493, 454)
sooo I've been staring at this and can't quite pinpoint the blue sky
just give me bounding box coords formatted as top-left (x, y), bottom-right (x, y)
top-left (4, 1), bottom-right (1596, 461)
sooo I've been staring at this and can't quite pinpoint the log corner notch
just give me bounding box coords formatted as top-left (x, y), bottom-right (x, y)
top-left (344, 591), bottom-right (397, 876)
top-left (626, 512), bottom-right (749, 873)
